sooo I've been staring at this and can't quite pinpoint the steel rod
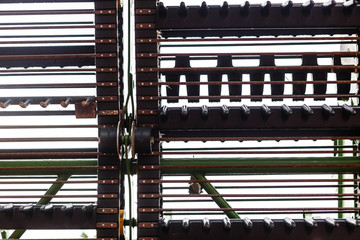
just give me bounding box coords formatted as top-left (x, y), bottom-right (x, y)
top-left (156, 207), bottom-right (360, 212)
top-left (140, 65), bottom-right (360, 72)
top-left (141, 94), bottom-right (360, 101)
top-left (163, 197), bottom-right (357, 202)
top-left (162, 184), bottom-right (357, 189)
top-left (151, 51), bottom-right (360, 57)
top-left (150, 36), bottom-right (360, 43)
top-left (145, 179), bottom-right (360, 184)
top-left (0, 125), bottom-right (116, 129)
top-left (140, 80), bottom-right (360, 86)
top-left (145, 193), bottom-right (360, 198)
top-left (0, 68), bottom-right (113, 73)
top-left (162, 145), bottom-right (357, 151)
top-left (156, 136), bottom-right (360, 142)
top-left (159, 157), bottom-right (360, 174)
top-left (0, 39), bottom-right (114, 44)
top-left (0, 10), bottom-right (114, 15)
top-left (0, 137), bottom-right (98, 142)
top-left (150, 150), bottom-right (360, 155)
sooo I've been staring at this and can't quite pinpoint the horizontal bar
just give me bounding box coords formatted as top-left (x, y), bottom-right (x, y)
top-left (0, 125), bottom-right (116, 129)
top-left (138, 65), bottom-right (360, 72)
top-left (144, 207), bottom-right (360, 212)
top-left (0, 39), bottom-right (114, 44)
top-left (142, 51), bottom-right (360, 58)
top-left (0, 68), bottom-right (115, 73)
top-left (0, 53), bottom-right (115, 60)
top-left (162, 184), bottom-right (357, 189)
top-left (149, 150), bottom-right (360, 155)
top-left (141, 178), bottom-right (360, 184)
top-left (139, 80), bottom-right (360, 86)
top-left (0, 137), bottom-right (98, 142)
top-left (0, 24), bottom-right (115, 30)
top-left (140, 94), bottom-right (360, 101)
top-left (0, 10), bottom-right (115, 15)
top-left (139, 36), bottom-right (360, 43)
top-left (163, 197), bottom-right (357, 202)
top-left (0, 179), bottom-right (117, 184)
top-left (142, 193), bottom-right (360, 198)
top-left (158, 157), bottom-right (360, 174)
top-left (0, 152), bottom-right (114, 159)
top-left (0, 96), bottom-right (116, 104)
top-left (0, 194), bottom-right (114, 198)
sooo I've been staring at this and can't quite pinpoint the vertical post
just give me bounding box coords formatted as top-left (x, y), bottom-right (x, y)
top-left (337, 139), bottom-right (344, 218)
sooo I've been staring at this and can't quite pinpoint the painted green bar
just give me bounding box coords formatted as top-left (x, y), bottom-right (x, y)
top-left (193, 174), bottom-right (240, 219)
top-left (9, 174), bottom-right (71, 239)
top-left (0, 160), bottom-right (97, 175)
top-left (160, 157), bottom-right (360, 174)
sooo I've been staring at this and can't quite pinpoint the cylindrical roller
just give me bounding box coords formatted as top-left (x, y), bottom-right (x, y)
top-left (133, 127), bottom-right (152, 154)
top-left (334, 55), bottom-right (352, 100)
top-left (99, 127), bottom-right (118, 153)
top-left (251, 55), bottom-right (274, 102)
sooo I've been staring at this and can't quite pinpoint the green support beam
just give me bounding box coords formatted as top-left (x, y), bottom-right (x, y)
top-left (160, 157), bottom-right (360, 174)
top-left (193, 174), bottom-right (240, 219)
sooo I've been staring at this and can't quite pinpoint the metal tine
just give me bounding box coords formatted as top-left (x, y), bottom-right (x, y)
top-left (281, 0), bottom-right (293, 15)
top-left (343, 0), bottom-right (357, 14)
top-left (302, 0), bottom-right (315, 15)
top-left (157, 2), bottom-right (167, 18)
top-left (260, 1), bottom-right (271, 16)
top-left (20, 204), bottom-right (34, 214)
top-left (243, 217), bottom-right (253, 229)
top-left (208, 56), bottom-right (231, 102)
top-left (261, 104), bottom-right (271, 119)
top-left (0, 99), bottom-right (11, 108)
top-left (181, 105), bottom-right (188, 120)
top-left (325, 217), bottom-right (338, 228)
top-left (345, 217), bottom-right (357, 228)
top-left (240, 1), bottom-right (250, 16)
top-left (178, 2), bottom-right (188, 18)
top-left (281, 104), bottom-right (293, 120)
top-left (301, 104), bottom-right (314, 119)
top-left (160, 105), bottom-right (169, 120)
top-left (219, 1), bottom-right (229, 17)
top-left (81, 97), bottom-right (93, 107)
top-left (1, 203), bottom-right (14, 213)
top-left (182, 218), bottom-right (190, 230)
top-left (240, 104), bottom-right (250, 119)
top-left (201, 105), bottom-right (209, 120)
top-left (40, 203), bottom-right (54, 213)
top-left (60, 98), bottom-right (72, 108)
top-left (342, 104), bottom-right (356, 118)
top-left (321, 104), bottom-right (335, 119)
top-left (40, 98), bottom-right (51, 108)
top-left (160, 218), bottom-right (170, 229)
top-left (305, 217), bottom-right (318, 228)
top-left (251, 55), bottom-right (273, 102)
top-left (322, 0), bottom-right (336, 15)
top-left (221, 104), bottom-right (229, 119)
top-left (199, 1), bottom-right (209, 18)
top-left (223, 217), bottom-right (231, 229)
top-left (284, 217), bottom-right (296, 229)
top-left (202, 218), bottom-right (210, 229)
top-left (61, 203), bottom-right (74, 215)
top-left (264, 217), bottom-right (274, 230)
top-left (81, 203), bottom-right (94, 215)
top-left (19, 99), bottom-right (31, 108)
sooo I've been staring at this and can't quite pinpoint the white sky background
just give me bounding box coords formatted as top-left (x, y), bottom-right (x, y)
top-left (0, 0), bottom-right (359, 239)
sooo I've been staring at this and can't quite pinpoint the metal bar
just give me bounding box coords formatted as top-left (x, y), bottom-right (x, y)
top-left (148, 51), bottom-right (360, 57)
top-left (153, 207), bottom-right (360, 212)
top-left (0, 137), bottom-right (98, 142)
top-left (149, 150), bottom-right (360, 155)
top-left (193, 174), bottom-right (240, 219)
top-left (0, 125), bottom-right (116, 129)
top-left (0, 10), bottom-right (115, 15)
top-left (158, 157), bottom-right (360, 174)
top-left (0, 152), bottom-right (114, 159)
top-left (0, 25), bottom-right (114, 30)
top-left (144, 193), bottom-right (360, 198)
top-left (143, 179), bottom-right (360, 184)
top-left (0, 68), bottom-right (114, 73)
top-left (0, 53), bottom-right (114, 60)
top-left (0, 39), bottom-right (114, 44)
top-left (139, 80), bottom-right (360, 86)
top-left (162, 145), bottom-right (357, 151)
top-left (0, 83), bottom-right (116, 89)
top-left (142, 36), bottom-right (360, 43)
top-left (156, 136), bottom-right (360, 142)
top-left (163, 197), bottom-right (357, 202)
top-left (9, 174), bottom-right (70, 239)
top-left (141, 94), bottom-right (360, 101)
top-left (162, 184), bottom-right (357, 189)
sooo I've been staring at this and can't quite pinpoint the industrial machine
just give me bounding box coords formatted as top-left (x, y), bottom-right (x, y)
top-left (1, 1), bottom-right (360, 240)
